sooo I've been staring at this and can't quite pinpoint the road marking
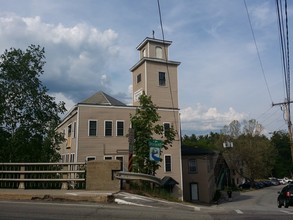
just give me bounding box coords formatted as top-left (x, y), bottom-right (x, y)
top-left (235, 209), bottom-right (243, 214)
top-left (66, 193), bottom-right (78, 196)
top-left (279, 210), bottom-right (293, 215)
top-left (114, 198), bottom-right (153, 207)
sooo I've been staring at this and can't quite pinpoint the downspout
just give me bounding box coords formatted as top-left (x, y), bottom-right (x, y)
top-left (178, 112), bottom-right (184, 201)
top-left (145, 61), bottom-right (148, 94)
top-left (75, 106), bottom-right (80, 162)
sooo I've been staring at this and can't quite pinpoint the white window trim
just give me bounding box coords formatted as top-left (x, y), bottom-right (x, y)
top-left (156, 46), bottom-right (163, 59)
top-left (164, 154), bottom-right (172, 172)
top-left (137, 73), bottom-right (142, 84)
top-left (67, 123), bottom-right (72, 138)
top-left (134, 88), bottom-right (143, 102)
top-left (70, 153), bottom-right (75, 163)
top-left (104, 120), bottom-right (113, 136)
top-left (116, 120), bottom-right (125, 136)
top-left (73, 121), bottom-right (77, 138)
top-left (86, 156), bottom-right (96, 162)
top-left (104, 156), bottom-right (113, 160)
top-left (163, 122), bottom-right (171, 136)
top-left (88, 120), bottom-right (98, 136)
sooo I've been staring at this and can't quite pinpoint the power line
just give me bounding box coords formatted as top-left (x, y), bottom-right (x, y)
top-left (274, 0), bottom-right (293, 161)
top-left (243, 0), bottom-right (273, 104)
top-left (156, 0), bottom-right (179, 134)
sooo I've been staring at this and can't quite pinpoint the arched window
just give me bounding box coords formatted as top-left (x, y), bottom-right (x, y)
top-left (155, 46), bottom-right (162, 58)
top-left (142, 49), bottom-right (146, 57)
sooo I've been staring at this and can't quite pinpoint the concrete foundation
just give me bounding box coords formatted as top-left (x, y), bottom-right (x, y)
top-left (86, 160), bottom-right (121, 191)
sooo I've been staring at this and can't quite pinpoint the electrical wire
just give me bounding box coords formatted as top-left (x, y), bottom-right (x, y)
top-left (276, 0), bottom-right (290, 103)
top-left (156, 0), bottom-right (179, 135)
top-left (244, 0), bottom-right (273, 104)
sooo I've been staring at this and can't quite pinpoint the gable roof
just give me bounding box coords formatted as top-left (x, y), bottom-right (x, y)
top-left (181, 145), bottom-right (216, 156)
top-left (79, 91), bottom-right (126, 106)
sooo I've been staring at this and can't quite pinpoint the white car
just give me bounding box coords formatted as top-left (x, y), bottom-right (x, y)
top-left (282, 177), bottom-right (293, 184)
top-left (278, 179), bottom-right (286, 185)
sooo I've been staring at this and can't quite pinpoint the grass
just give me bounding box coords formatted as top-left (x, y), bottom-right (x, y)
top-left (124, 181), bottom-right (180, 202)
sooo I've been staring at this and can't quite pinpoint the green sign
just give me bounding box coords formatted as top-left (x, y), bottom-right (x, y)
top-left (148, 140), bottom-right (163, 148)
top-left (148, 140), bottom-right (162, 162)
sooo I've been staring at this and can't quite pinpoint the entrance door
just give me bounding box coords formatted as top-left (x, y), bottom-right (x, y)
top-left (190, 183), bottom-right (199, 201)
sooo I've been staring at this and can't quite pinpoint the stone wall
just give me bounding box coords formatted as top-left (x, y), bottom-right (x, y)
top-left (86, 160), bottom-right (121, 191)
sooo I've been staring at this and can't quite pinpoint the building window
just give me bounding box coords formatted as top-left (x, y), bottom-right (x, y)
top-left (104, 156), bottom-right (113, 160)
top-left (86, 156), bottom-right (96, 162)
top-left (156, 46), bottom-right (163, 58)
top-left (134, 89), bottom-right (143, 102)
top-left (188, 159), bottom-right (197, 173)
top-left (70, 153), bottom-right (75, 163)
top-left (89, 120), bottom-right (97, 136)
top-left (165, 155), bottom-right (172, 172)
top-left (137, 73), bottom-right (141, 83)
top-left (105, 121), bottom-right (113, 136)
top-left (142, 48), bottom-right (146, 57)
top-left (67, 124), bottom-right (72, 137)
top-left (159, 72), bottom-right (166, 86)
top-left (163, 122), bottom-right (171, 136)
top-left (116, 121), bottom-right (124, 136)
top-left (73, 121), bottom-right (76, 138)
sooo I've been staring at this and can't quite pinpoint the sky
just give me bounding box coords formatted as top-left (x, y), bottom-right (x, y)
top-left (0, 0), bottom-right (292, 136)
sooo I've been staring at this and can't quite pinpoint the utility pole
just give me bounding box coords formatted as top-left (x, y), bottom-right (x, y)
top-left (272, 100), bottom-right (293, 162)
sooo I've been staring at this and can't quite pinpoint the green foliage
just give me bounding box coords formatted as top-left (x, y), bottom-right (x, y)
top-left (0, 45), bottom-right (66, 162)
top-left (270, 130), bottom-right (293, 178)
top-left (130, 92), bottom-right (176, 175)
top-left (224, 134), bottom-right (276, 182)
top-left (220, 119), bottom-right (277, 182)
top-left (182, 132), bottom-right (220, 150)
top-left (183, 119), bottom-right (278, 181)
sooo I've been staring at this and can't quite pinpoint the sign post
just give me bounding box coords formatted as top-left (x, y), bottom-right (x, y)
top-left (128, 128), bottom-right (134, 172)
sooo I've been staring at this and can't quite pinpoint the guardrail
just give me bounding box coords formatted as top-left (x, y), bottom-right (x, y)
top-left (115, 171), bottom-right (162, 185)
top-left (0, 163), bottom-right (86, 190)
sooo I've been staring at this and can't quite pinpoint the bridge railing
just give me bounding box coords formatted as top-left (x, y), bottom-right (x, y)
top-left (0, 163), bottom-right (86, 190)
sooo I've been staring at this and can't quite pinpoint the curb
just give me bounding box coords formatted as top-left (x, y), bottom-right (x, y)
top-left (0, 191), bottom-right (115, 203)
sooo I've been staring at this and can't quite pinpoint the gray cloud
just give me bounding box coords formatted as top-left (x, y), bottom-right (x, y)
top-left (0, 15), bottom-right (125, 103)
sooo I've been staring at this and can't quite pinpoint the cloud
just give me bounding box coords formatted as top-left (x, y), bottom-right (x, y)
top-left (0, 14), bottom-right (123, 104)
top-left (50, 92), bottom-right (75, 112)
top-left (180, 104), bottom-right (247, 131)
top-left (247, 1), bottom-right (275, 29)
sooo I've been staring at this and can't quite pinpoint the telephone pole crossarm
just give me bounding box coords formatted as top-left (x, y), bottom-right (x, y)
top-left (272, 101), bottom-right (293, 106)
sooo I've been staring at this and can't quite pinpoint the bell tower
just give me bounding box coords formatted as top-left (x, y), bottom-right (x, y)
top-left (130, 37), bottom-right (180, 109)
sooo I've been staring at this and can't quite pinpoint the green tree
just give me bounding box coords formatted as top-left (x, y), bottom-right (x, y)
top-left (270, 130), bottom-right (293, 178)
top-left (0, 45), bottom-right (66, 162)
top-left (130, 92), bottom-right (176, 175)
top-left (221, 119), bottom-right (276, 182)
top-left (182, 132), bottom-right (220, 150)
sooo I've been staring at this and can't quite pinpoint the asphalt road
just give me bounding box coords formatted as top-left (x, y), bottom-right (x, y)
top-left (0, 185), bottom-right (292, 220)
top-left (0, 200), bottom-right (211, 220)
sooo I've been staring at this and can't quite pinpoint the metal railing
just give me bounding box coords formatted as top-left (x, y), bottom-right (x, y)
top-left (115, 171), bottom-right (162, 185)
top-left (0, 163), bottom-right (86, 189)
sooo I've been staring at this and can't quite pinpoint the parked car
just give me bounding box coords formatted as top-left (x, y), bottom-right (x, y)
top-left (277, 184), bottom-right (293, 208)
top-left (278, 178), bottom-right (286, 185)
top-left (283, 177), bottom-right (293, 184)
top-left (239, 182), bottom-right (251, 189)
top-left (270, 178), bottom-right (280, 186)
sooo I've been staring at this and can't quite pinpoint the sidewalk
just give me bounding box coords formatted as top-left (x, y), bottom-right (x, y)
top-left (0, 189), bottom-right (117, 203)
